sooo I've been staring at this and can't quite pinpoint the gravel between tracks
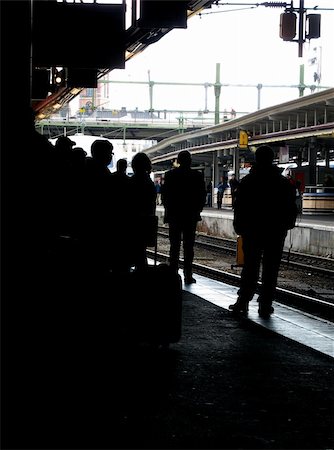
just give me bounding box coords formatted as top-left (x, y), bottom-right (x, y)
top-left (157, 235), bottom-right (334, 304)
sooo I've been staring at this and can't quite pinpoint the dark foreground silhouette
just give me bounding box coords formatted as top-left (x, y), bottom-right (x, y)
top-left (162, 150), bottom-right (206, 285)
top-left (229, 145), bottom-right (297, 318)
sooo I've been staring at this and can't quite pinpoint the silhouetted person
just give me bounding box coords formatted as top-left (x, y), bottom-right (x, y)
top-left (206, 181), bottom-right (213, 207)
top-left (155, 178), bottom-right (162, 205)
top-left (229, 145), bottom-right (297, 318)
top-left (24, 107), bottom-right (56, 247)
top-left (54, 135), bottom-right (76, 161)
top-left (229, 173), bottom-right (239, 208)
top-left (51, 135), bottom-right (77, 236)
top-left (295, 179), bottom-right (303, 213)
top-left (216, 176), bottom-right (228, 209)
top-left (111, 158), bottom-right (130, 194)
top-left (128, 152), bottom-right (156, 270)
top-left (111, 158), bottom-right (130, 205)
top-left (67, 147), bottom-right (88, 239)
top-left (114, 157), bottom-right (127, 174)
top-left (285, 171), bottom-right (295, 184)
top-left (111, 158), bottom-right (129, 188)
top-left (162, 150), bottom-right (206, 284)
top-left (110, 158), bottom-right (132, 272)
top-left (84, 139), bottom-right (115, 272)
top-left (323, 174), bottom-right (334, 193)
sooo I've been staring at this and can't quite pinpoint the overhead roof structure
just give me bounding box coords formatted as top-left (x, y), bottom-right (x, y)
top-left (32, 0), bottom-right (217, 120)
top-left (143, 87), bottom-right (334, 170)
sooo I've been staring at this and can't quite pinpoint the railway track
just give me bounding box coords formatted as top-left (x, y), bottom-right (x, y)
top-left (157, 227), bottom-right (334, 276)
top-left (149, 229), bottom-right (334, 322)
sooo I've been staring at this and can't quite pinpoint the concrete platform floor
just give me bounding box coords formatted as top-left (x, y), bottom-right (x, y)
top-left (182, 271), bottom-right (334, 359)
top-left (2, 267), bottom-right (333, 449)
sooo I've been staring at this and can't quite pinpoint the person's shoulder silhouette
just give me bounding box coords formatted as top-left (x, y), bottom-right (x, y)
top-left (233, 145), bottom-right (297, 234)
top-left (163, 150), bottom-right (206, 222)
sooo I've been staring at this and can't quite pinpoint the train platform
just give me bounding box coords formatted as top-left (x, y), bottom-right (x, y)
top-left (156, 205), bottom-right (334, 258)
top-left (201, 205), bottom-right (334, 228)
top-left (181, 269), bottom-right (334, 359)
top-left (4, 263), bottom-right (333, 450)
top-left (101, 269), bottom-right (334, 450)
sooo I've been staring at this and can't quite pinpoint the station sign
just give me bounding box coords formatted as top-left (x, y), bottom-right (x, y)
top-left (238, 130), bottom-right (249, 149)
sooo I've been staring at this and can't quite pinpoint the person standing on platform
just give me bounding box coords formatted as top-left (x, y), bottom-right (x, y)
top-left (229, 145), bottom-right (297, 318)
top-left (228, 173), bottom-right (239, 208)
top-left (110, 158), bottom-right (131, 273)
top-left (112, 158), bottom-right (128, 179)
top-left (323, 174), bottom-right (334, 193)
top-left (162, 150), bottom-right (206, 284)
top-left (155, 178), bottom-right (162, 205)
top-left (216, 176), bottom-right (228, 209)
top-left (111, 158), bottom-right (130, 204)
top-left (206, 181), bottom-right (213, 207)
top-left (128, 152), bottom-right (157, 270)
top-left (84, 139), bottom-right (115, 273)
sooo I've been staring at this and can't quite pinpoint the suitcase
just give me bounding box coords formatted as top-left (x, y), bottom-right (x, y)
top-left (108, 216), bottom-right (182, 346)
top-left (128, 263), bottom-right (182, 346)
top-left (126, 221), bottom-right (182, 346)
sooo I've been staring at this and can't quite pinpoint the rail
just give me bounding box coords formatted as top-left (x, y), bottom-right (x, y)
top-left (147, 247), bottom-right (334, 323)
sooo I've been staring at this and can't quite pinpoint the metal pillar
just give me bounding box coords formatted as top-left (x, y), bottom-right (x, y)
top-left (308, 138), bottom-right (317, 185)
top-left (213, 152), bottom-right (220, 207)
top-left (204, 83), bottom-right (209, 113)
top-left (325, 147), bottom-right (330, 168)
top-left (257, 84), bottom-right (262, 110)
top-left (214, 63), bottom-right (221, 125)
top-left (298, 0), bottom-right (305, 58)
top-left (299, 64), bottom-right (305, 97)
top-left (148, 70), bottom-right (154, 115)
top-left (233, 147), bottom-right (240, 181)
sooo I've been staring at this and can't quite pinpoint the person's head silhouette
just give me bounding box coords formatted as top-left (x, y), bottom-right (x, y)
top-left (177, 150), bottom-right (192, 168)
top-left (55, 136), bottom-right (76, 153)
top-left (132, 152), bottom-right (152, 174)
top-left (117, 158), bottom-right (127, 174)
top-left (255, 145), bottom-right (274, 167)
top-left (91, 140), bottom-right (114, 167)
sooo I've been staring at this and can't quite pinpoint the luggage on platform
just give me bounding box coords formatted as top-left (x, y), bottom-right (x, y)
top-left (109, 216), bottom-right (182, 346)
top-left (128, 263), bottom-right (182, 346)
top-left (231, 235), bottom-right (244, 269)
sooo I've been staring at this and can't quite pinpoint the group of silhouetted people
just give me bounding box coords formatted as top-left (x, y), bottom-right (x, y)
top-left (161, 146), bottom-right (297, 317)
top-left (8, 117), bottom-right (300, 448)
top-left (50, 136), bottom-right (158, 274)
top-left (26, 107), bottom-right (298, 317)
top-left (167, 147), bottom-right (297, 318)
top-left (24, 108), bottom-right (161, 277)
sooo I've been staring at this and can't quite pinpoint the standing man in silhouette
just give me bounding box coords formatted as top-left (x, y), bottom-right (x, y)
top-left (229, 145), bottom-right (297, 318)
top-left (162, 150), bottom-right (206, 284)
top-left (84, 139), bottom-right (115, 273)
top-left (110, 158), bottom-right (131, 272)
top-left (216, 175), bottom-right (229, 209)
top-left (228, 173), bottom-right (239, 208)
top-left (128, 152), bottom-right (156, 271)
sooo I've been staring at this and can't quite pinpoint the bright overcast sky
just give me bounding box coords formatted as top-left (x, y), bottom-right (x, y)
top-left (105, 0), bottom-right (334, 115)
